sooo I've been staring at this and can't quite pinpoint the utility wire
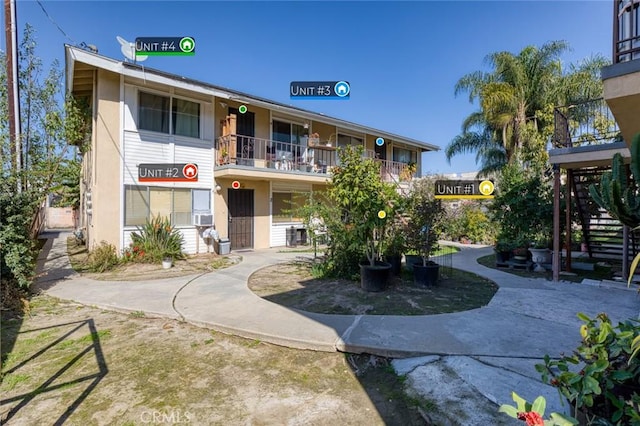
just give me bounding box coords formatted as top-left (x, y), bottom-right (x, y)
top-left (36, 0), bottom-right (76, 45)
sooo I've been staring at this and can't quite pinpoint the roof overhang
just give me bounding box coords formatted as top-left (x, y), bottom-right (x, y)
top-left (548, 142), bottom-right (629, 169)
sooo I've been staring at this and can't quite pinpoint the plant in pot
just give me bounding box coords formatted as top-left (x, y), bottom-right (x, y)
top-left (322, 145), bottom-right (397, 291)
top-left (383, 226), bottom-right (406, 276)
top-left (510, 235), bottom-right (531, 263)
top-left (528, 233), bottom-right (552, 272)
top-left (406, 179), bottom-right (444, 287)
top-left (494, 240), bottom-right (516, 264)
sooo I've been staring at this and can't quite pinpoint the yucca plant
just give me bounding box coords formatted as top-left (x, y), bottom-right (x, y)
top-left (130, 215), bottom-right (184, 263)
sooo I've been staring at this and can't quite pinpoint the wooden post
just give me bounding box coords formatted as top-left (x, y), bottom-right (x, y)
top-left (565, 169), bottom-right (572, 272)
top-left (553, 165), bottom-right (561, 282)
top-left (5, 0), bottom-right (21, 192)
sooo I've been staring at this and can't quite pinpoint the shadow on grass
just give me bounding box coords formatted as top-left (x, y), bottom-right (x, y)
top-left (0, 318), bottom-right (108, 425)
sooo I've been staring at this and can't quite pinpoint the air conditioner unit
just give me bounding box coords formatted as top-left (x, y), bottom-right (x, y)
top-left (192, 213), bottom-right (214, 227)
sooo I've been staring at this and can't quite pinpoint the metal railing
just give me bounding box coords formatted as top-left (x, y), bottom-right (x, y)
top-left (217, 134), bottom-right (415, 180)
top-left (552, 98), bottom-right (621, 148)
top-left (614, 0), bottom-right (640, 63)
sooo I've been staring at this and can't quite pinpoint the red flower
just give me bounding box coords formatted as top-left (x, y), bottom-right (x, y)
top-left (517, 411), bottom-right (544, 426)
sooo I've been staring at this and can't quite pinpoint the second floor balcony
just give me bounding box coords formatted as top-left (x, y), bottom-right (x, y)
top-left (216, 134), bottom-right (416, 183)
top-left (614, 0), bottom-right (640, 63)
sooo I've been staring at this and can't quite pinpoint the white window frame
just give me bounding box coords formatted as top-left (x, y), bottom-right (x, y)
top-left (137, 89), bottom-right (203, 140)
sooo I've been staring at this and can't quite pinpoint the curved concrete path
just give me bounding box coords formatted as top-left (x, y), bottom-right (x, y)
top-left (33, 230), bottom-right (640, 420)
top-left (37, 231), bottom-right (639, 359)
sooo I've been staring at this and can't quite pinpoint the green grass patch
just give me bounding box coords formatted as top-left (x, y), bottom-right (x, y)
top-left (1, 373), bottom-right (30, 391)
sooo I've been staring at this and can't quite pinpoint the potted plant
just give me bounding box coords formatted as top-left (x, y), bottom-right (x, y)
top-left (383, 227), bottom-right (406, 276)
top-left (219, 147), bottom-right (229, 165)
top-left (528, 234), bottom-right (552, 271)
top-left (162, 254), bottom-right (173, 269)
top-left (406, 179), bottom-right (444, 287)
top-left (495, 240), bottom-right (515, 264)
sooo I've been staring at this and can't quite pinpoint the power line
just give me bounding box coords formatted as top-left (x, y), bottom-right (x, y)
top-left (35, 0), bottom-right (76, 45)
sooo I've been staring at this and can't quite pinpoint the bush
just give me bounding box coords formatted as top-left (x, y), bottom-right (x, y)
top-left (537, 313), bottom-right (640, 425)
top-left (441, 201), bottom-right (495, 244)
top-left (86, 241), bottom-right (120, 272)
top-left (0, 184), bottom-right (41, 289)
top-left (129, 215), bottom-right (184, 263)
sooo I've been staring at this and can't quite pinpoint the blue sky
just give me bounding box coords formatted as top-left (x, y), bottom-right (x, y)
top-left (3, 1), bottom-right (612, 174)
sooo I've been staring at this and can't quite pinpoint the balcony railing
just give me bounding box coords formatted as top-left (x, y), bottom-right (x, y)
top-left (614, 0), bottom-right (640, 63)
top-left (216, 134), bottom-right (414, 181)
top-left (552, 98), bottom-right (621, 148)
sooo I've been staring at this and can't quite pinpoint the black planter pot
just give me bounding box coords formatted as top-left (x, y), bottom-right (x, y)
top-left (384, 254), bottom-right (402, 276)
top-left (360, 261), bottom-right (392, 292)
top-left (495, 250), bottom-right (512, 263)
top-left (404, 254), bottom-right (422, 271)
top-left (413, 262), bottom-right (439, 287)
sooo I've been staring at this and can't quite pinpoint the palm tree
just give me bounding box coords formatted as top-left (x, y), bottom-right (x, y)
top-left (447, 41), bottom-right (608, 175)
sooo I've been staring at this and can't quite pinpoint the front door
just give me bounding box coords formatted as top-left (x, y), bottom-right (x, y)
top-left (230, 107), bottom-right (255, 165)
top-left (228, 188), bottom-right (254, 250)
top-left (374, 140), bottom-right (387, 160)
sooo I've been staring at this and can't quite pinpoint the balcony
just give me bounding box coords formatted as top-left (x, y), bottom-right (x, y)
top-left (601, 0), bottom-right (640, 146)
top-left (216, 134), bottom-right (415, 182)
top-left (549, 98), bottom-right (627, 168)
top-left (614, 0), bottom-right (640, 64)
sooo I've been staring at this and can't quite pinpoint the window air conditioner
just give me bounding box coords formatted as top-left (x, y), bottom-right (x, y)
top-left (192, 213), bottom-right (214, 226)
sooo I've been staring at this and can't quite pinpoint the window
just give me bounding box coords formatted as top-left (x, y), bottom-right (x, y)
top-left (139, 92), bottom-right (169, 133)
top-left (272, 120), bottom-right (306, 145)
top-left (124, 186), bottom-right (211, 226)
top-left (272, 192), bottom-right (307, 223)
top-left (392, 147), bottom-right (418, 164)
top-left (337, 134), bottom-right (363, 148)
top-left (138, 92), bottom-right (201, 138)
top-left (173, 98), bottom-right (200, 138)
top-left (192, 189), bottom-right (211, 213)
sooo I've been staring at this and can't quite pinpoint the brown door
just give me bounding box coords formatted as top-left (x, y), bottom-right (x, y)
top-left (374, 140), bottom-right (386, 160)
top-left (228, 189), bottom-right (254, 250)
top-left (229, 107), bottom-right (255, 166)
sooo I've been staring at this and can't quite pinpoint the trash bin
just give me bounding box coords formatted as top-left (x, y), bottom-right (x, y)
top-left (298, 228), bottom-right (307, 245)
top-left (215, 238), bottom-right (231, 255)
top-left (286, 226), bottom-right (297, 247)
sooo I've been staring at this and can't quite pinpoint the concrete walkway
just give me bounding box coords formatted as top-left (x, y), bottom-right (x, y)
top-left (34, 230), bottom-right (640, 422)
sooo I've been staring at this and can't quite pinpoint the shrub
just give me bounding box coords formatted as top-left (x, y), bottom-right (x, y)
top-left (536, 313), bottom-right (640, 425)
top-left (86, 242), bottom-right (120, 272)
top-left (442, 201), bottom-right (495, 244)
top-left (129, 215), bottom-right (184, 263)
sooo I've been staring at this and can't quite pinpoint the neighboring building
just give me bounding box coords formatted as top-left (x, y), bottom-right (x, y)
top-left (65, 45), bottom-right (438, 253)
top-left (602, 0), bottom-right (640, 144)
top-left (547, 0), bottom-right (640, 279)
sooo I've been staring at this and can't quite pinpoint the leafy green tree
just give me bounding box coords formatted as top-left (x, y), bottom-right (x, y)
top-left (491, 164), bottom-right (554, 248)
top-left (1, 25), bottom-right (89, 291)
top-left (447, 41), bottom-right (608, 176)
top-left (298, 145), bottom-right (400, 278)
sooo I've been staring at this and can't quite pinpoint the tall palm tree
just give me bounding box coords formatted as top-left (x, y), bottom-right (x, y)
top-left (447, 41), bottom-right (607, 175)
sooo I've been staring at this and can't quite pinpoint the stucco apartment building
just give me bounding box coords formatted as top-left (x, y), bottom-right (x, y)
top-left (65, 44), bottom-right (438, 254)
